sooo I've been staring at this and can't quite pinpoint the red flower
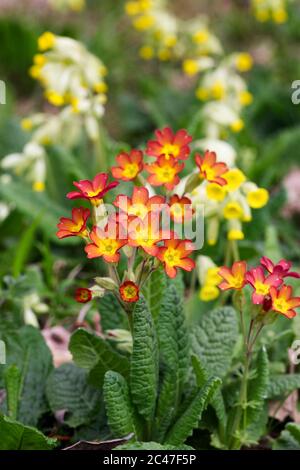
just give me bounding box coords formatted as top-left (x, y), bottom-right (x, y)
top-left (169, 194), bottom-right (194, 223)
top-left (195, 151), bottom-right (228, 186)
top-left (56, 207), bottom-right (90, 239)
top-left (270, 285), bottom-right (300, 319)
top-left (218, 261), bottom-right (247, 291)
top-left (157, 238), bottom-right (195, 278)
top-left (146, 127), bottom-right (192, 161)
top-left (145, 155), bottom-right (184, 191)
top-left (75, 288), bottom-right (92, 303)
top-left (119, 281), bottom-right (139, 303)
top-left (111, 150), bottom-right (143, 181)
top-left (261, 257), bottom-right (300, 279)
top-left (67, 173), bottom-right (118, 206)
top-left (114, 186), bottom-right (165, 219)
top-left (85, 226), bottom-right (127, 263)
top-left (246, 266), bottom-right (282, 304)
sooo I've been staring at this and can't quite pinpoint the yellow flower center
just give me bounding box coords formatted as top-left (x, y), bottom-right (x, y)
top-left (123, 285), bottom-right (137, 300)
top-left (161, 143), bottom-right (179, 159)
top-left (273, 298), bottom-right (289, 314)
top-left (254, 282), bottom-right (270, 296)
top-left (101, 239), bottom-right (119, 254)
top-left (123, 163), bottom-right (139, 179)
top-left (223, 202), bottom-right (243, 220)
top-left (230, 274), bottom-right (244, 289)
top-left (171, 203), bottom-right (183, 218)
top-left (156, 165), bottom-right (176, 183)
top-left (163, 248), bottom-right (181, 267)
top-left (128, 203), bottom-right (148, 219)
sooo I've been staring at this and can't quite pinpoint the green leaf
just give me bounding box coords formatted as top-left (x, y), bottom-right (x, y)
top-left (273, 423), bottom-right (300, 450)
top-left (247, 347), bottom-right (269, 426)
top-left (4, 365), bottom-right (22, 420)
top-left (191, 307), bottom-right (238, 379)
top-left (165, 376), bottom-right (221, 446)
top-left (143, 267), bottom-right (167, 322)
top-left (130, 297), bottom-right (158, 420)
top-left (116, 441), bottom-right (194, 450)
top-left (46, 363), bottom-right (101, 428)
top-left (98, 293), bottom-right (127, 331)
top-left (267, 374), bottom-right (300, 400)
top-left (12, 214), bottom-right (41, 277)
top-left (69, 328), bottom-right (130, 387)
top-left (0, 326), bottom-right (53, 426)
top-left (103, 371), bottom-right (138, 438)
top-left (0, 414), bottom-right (56, 450)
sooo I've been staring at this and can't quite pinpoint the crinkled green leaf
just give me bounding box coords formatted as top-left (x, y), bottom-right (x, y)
top-left (46, 363), bottom-right (101, 428)
top-left (273, 423), bottom-right (300, 450)
top-left (192, 307), bottom-right (238, 379)
top-left (0, 414), bottom-right (56, 450)
top-left (267, 374), bottom-right (300, 400)
top-left (130, 297), bottom-right (158, 420)
top-left (143, 267), bottom-right (167, 322)
top-left (98, 293), bottom-right (127, 331)
top-left (247, 347), bottom-right (269, 426)
top-left (116, 441), bottom-right (194, 450)
top-left (69, 328), bottom-right (129, 387)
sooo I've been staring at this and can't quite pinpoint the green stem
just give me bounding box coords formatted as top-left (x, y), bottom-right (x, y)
top-left (92, 123), bottom-right (107, 172)
top-left (231, 240), bottom-right (240, 262)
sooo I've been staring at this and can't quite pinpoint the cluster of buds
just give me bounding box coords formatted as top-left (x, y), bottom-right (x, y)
top-left (57, 127), bottom-right (202, 309)
top-left (251, 0), bottom-right (289, 23)
top-left (185, 149), bottom-right (269, 245)
top-left (49, 0), bottom-right (85, 12)
top-left (218, 257), bottom-right (300, 320)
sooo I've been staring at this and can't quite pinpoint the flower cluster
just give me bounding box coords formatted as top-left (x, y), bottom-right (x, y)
top-left (251, 0), bottom-right (289, 23)
top-left (197, 255), bottom-right (222, 302)
top-left (218, 258), bottom-right (300, 319)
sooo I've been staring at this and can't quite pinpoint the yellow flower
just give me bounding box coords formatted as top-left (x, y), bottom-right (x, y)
top-left (211, 81), bottom-right (226, 100)
top-left (125, 1), bottom-right (141, 16)
top-left (206, 183), bottom-right (227, 201)
top-left (199, 285), bottom-right (219, 302)
top-left (196, 87), bottom-right (209, 101)
top-left (223, 201), bottom-right (244, 220)
top-left (273, 8), bottom-right (287, 24)
top-left (235, 53), bottom-right (253, 72)
top-left (94, 82), bottom-right (108, 93)
top-left (205, 267), bottom-right (222, 285)
top-left (133, 15), bottom-right (154, 30)
top-left (33, 54), bottom-right (47, 66)
top-left (164, 35), bottom-right (177, 47)
top-left (38, 32), bottom-right (56, 51)
top-left (21, 118), bottom-right (33, 131)
top-left (193, 29), bottom-right (209, 44)
top-left (29, 65), bottom-right (42, 79)
top-left (158, 49), bottom-right (171, 61)
top-left (246, 188), bottom-right (269, 209)
top-left (230, 119), bottom-right (244, 133)
top-left (182, 59), bottom-right (199, 76)
top-left (239, 90), bottom-right (253, 106)
top-left (139, 45), bottom-right (154, 60)
top-left (228, 229), bottom-right (244, 241)
top-left (45, 90), bottom-right (65, 106)
top-left (256, 9), bottom-right (269, 22)
top-left (223, 169), bottom-right (246, 192)
top-left (32, 181), bottom-right (45, 192)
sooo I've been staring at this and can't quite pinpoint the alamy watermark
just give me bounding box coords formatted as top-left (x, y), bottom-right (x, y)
top-left (291, 80), bottom-right (300, 105)
top-left (0, 80), bottom-right (5, 105)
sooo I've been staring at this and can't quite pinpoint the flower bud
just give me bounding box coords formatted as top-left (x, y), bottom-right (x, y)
top-left (94, 277), bottom-right (118, 291)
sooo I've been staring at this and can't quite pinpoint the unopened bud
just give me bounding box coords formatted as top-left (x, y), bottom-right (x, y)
top-left (184, 173), bottom-right (200, 194)
top-left (94, 277), bottom-right (118, 291)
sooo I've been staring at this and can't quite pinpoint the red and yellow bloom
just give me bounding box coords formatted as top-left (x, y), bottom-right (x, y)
top-left (85, 226), bottom-right (127, 263)
top-left (218, 261), bottom-right (247, 290)
top-left (56, 207), bottom-right (90, 239)
top-left (169, 194), bottom-right (193, 223)
top-left (246, 266), bottom-right (282, 304)
top-left (114, 186), bottom-right (165, 219)
top-left (145, 155), bottom-right (184, 191)
top-left (261, 256), bottom-right (300, 279)
top-left (67, 173), bottom-right (119, 206)
top-left (270, 285), bottom-right (300, 319)
top-left (119, 280), bottom-right (139, 303)
top-left (157, 238), bottom-right (195, 278)
top-left (75, 288), bottom-right (92, 303)
top-left (146, 127), bottom-right (192, 160)
top-left (195, 151), bottom-right (228, 186)
top-left (111, 150), bottom-right (143, 181)
top-left (128, 215), bottom-right (169, 256)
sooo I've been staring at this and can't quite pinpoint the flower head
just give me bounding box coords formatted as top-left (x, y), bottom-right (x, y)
top-left (75, 287), bottom-right (92, 303)
top-left (114, 186), bottom-right (165, 220)
top-left (246, 266), bottom-right (282, 304)
top-left (145, 155), bottom-right (184, 191)
top-left (169, 194), bottom-right (194, 223)
top-left (56, 207), bottom-right (90, 239)
top-left (67, 173), bottom-right (118, 205)
top-left (85, 226), bottom-right (127, 263)
top-left (128, 215), bottom-right (169, 256)
top-left (111, 150), bottom-right (143, 181)
top-left (146, 127), bottom-right (192, 160)
top-left (157, 238), bottom-right (195, 278)
top-left (270, 285), bottom-right (300, 319)
top-left (195, 151), bottom-right (228, 186)
top-left (261, 257), bottom-right (300, 279)
top-left (119, 281), bottom-right (139, 303)
top-left (218, 261), bottom-right (247, 290)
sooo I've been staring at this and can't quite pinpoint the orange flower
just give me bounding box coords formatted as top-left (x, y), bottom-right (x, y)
top-left (56, 207), bottom-right (90, 239)
top-left (145, 155), bottom-right (184, 191)
top-left (67, 173), bottom-right (119, 205)
top-left (111, 150), bottom-right (143, 181)
top-left (157, 238), bottom-right (195, 278)
top-left (85, 226), bottom-right (127, 263)
top-left (195, 151), bottom-right (228, 186)
top-left (270, 285), bottom-right (300, 319)
top-left (146, 127), bottom-right (192, 160)
top-left (218, 261), bottom-right (247, 290)
top-left (75, 288), bottom-right (92, 303)
top-left (169, 194), bottom-right (194, 223)
top-left (119, 281), bottom-right (139, 303)
top-left (128, 215), bottom-right (169, 256)
top-left (114, 186), bottom-right (165, 220)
